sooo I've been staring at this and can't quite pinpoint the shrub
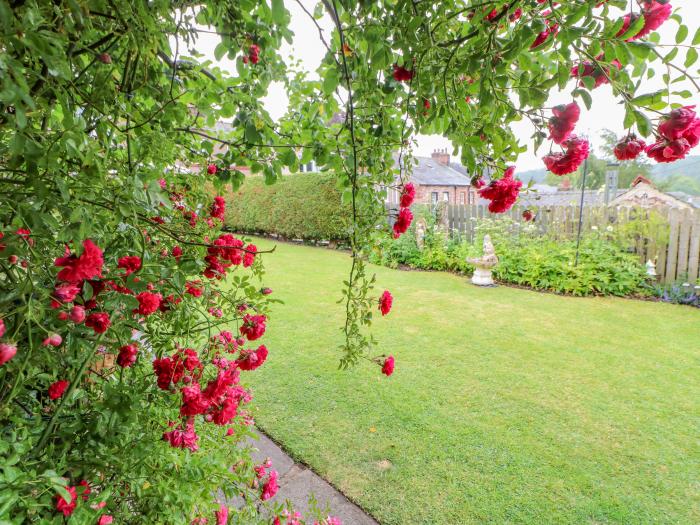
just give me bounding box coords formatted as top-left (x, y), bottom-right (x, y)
top-left (369, 217), bottom-right (647, 297)
top-left (224, 174), bottom-right (351, 242)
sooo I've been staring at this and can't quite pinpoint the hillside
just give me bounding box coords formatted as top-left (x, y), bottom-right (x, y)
top-left (519, 156), bottom-right (700, 195)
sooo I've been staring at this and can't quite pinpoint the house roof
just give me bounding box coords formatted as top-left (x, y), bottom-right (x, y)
top-left (406, 156), bottom-right (472, 186)
top-left (515, 188), bottom-right (627, 207)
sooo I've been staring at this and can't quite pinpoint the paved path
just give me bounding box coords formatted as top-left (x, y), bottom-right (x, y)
top-left (248, 432), bottom-right (378, 525)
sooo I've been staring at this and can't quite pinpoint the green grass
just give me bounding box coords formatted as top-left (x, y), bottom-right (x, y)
top-left (241, 238), bottom-right (700, 525)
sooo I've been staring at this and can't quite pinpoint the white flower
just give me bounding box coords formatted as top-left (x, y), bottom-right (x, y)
top-left (591, 226), bottom-right (598, 231)
top-left (606, 225), bottom-right (614, 232)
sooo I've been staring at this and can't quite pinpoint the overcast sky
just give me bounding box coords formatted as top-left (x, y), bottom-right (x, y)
top-left (194, 1), bottom-right (699, 171)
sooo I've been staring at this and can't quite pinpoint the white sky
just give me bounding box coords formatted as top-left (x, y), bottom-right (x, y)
top-left (193, 1), bottom-right (700, 171)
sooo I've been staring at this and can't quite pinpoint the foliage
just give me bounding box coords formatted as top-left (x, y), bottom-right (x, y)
top-left (370, 217), bottom-right (647, 296)
top-left (223, 173), bottom-right (351, 242)
top-left (644, 280), bottom-right (700, 307)
top-left (245, 237), bottom-right (700, 525)
top-left (0, 0), bottom-right (698, 522)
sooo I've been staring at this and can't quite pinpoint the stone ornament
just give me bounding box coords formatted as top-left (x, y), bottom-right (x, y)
top-left (467, 234), bottom-right (498, 286)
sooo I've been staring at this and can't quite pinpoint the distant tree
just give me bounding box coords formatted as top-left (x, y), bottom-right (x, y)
top-left (656, 174), bottom-right (700, 195)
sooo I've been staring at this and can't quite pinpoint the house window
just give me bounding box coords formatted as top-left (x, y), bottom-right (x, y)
top-left (459, 192), bottom-right (466, 204)
top-left (443, 191), bottom-right (450, 202)
top-left (431, 192), bottom-right (438, 204)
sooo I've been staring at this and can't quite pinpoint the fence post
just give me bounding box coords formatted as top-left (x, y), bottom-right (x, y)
top-left (687, 210), bottom-right (700, 283)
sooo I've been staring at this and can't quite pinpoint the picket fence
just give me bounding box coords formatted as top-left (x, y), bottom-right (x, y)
top-left (432, 203), bottom-right (700, 284)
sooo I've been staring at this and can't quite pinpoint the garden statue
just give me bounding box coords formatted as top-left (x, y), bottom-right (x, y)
top-left (467, 235), bottom-right (498, 286)
top-left (415, 218), bottom-right (427, 250)
top-left (646, 259), bottom-right (658, 279)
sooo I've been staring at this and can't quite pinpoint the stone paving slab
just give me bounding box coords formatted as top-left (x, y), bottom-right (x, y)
top-left (247, 433), bottom-right (378, 525)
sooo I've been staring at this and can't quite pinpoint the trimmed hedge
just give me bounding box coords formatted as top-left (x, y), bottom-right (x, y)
top-left (223, 173), bottom-right (351, 241)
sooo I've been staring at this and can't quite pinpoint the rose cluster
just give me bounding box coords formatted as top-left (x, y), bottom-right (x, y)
top-left (393, 182), bottom-right (415, 238)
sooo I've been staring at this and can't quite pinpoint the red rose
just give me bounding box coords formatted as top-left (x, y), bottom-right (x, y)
top-left (659, 105), bottom-right (697, 141)
top-left (54, 486), bottom-right (77, 516)
top-left (0, 343), bottom-right (17, 366)
top-left (543, 136), bottom-right (590, 175)
top-left (98, 53), bottom-right (112, 64)
top-left (48, 380), bottom-right (70, 400)
top-left (117, 255), bottom-right (142, 276)
top-left (243, 244), bottom-right (257, 268)
top-left (240, 314), bottom-right (266, 341)
top-left (522, 210), bottom-right (535, 222)
top-left (117, 344), bottom-right (139, 368)
top-left (42, 334), bottom-right (62, 347)
top-left (392, 207), bottom-right (413, 238)
top-left (55, 239), bottom-right (104, 283)
top-left (54, 282), bottom-right (82, 303)
top-left (392, 64), bottom-right (414, 82)
top-left (237, 345), bottom-right (269, 371)
top-left (85, 312), bottom-right (111, 334)
top-left (172, 246), bottom-right (183, 260)
top-left (382, 355), bottom-right (395, 376)
top-left (548, 102), bottom-right (580, 145)
top-left (69, 305), bottom-right (86, 323)
top-left (261, 470), bottom-right (279, 500)
top-left (248, 44), bottom-right (260, 64)
top-left (207, 164), bottom-right (217, 175)
top-left (186, 281), bottom-right (203, 297)
top-left (399, 182), bottom-right (416, 208)
top-left (379, 290), bottom-right (393, 316)
top-left (478, 166), bottom-right (522, 213)
top-left (135, 291), bottom-right (162, 316)
top-left (530, 22), bottom-right (558, 49)
top-left (211, 196), bottom-right (226, 221)
top-left (614, 135), bottom-right (646, 161)
top-left (646, 138), bottom-right (691, 163)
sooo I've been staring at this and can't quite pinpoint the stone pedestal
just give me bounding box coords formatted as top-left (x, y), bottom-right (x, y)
top-left (467, 234), bottom-right (498, 287)
top-left (471, 266), bottom-right (495, 286)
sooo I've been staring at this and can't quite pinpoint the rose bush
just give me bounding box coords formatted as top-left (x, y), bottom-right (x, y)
top-left (0, 0), bottom-right (698, 523)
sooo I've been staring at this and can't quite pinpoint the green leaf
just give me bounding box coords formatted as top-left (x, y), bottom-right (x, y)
top-left (634, 110), bottom-right (652, 137)
top-left (271, 0), bottom-right (285, 25)
top-left (685, 47), bottom-right (698, 69)
top-left (693, 27), bottom-right (700, 46)
top-left (676, 24), bottom-right (688, 44)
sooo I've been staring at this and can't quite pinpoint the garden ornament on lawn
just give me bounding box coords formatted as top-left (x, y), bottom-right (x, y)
top-left (645, 259), bottom-right (658, 279)
top-left (415, 217), bottom-right (427, 250)
top-left (467, 235), bottom-right (498, 286)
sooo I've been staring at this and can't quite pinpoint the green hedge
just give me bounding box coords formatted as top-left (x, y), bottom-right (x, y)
top-left (223, 173), bottom-right (351, 241)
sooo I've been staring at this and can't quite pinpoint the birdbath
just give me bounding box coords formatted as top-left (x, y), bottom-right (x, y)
top-left (467, 234), bottom-right (498, 286)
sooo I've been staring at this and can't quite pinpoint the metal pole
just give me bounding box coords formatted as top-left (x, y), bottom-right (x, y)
top-left (574, 158), bottom-right (588, 267)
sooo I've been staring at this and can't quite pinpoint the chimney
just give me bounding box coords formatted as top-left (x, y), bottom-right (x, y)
top-left (431, 148), bottom-right (450, 166)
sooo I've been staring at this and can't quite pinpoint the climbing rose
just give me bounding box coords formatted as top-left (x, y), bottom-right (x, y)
top-left (42, 334), bottom-right (62, 347)
top-left (55, 239), bottom-right (104, 283)
top-left (478, 166), bottom-right (522, 213)
top-left (646, 138), bottom-right (691, 163)
top-left (509, 8), bottom-right (522, 22)
top-left (543, 136), bottom-right (590, 175)
top-left (117, 344), bottom-right (139, 368)
top-left (0, 343), bottom-right (17, 366)
top-left (211, 196), bottom-right (226, 221)
top-left (207, 164), bottom-right (217, 175)
top-left (379, 290), bottom-right (393, 316)
top-left (243, 244), bottom-right (257, 268)
top-left (399, 182), bottom-right (416, 208)
top-left (382, 356), bottom-right (395, 377)
top-left (162, 419), bottom-right (199, 451)
top-left (240, 314), bottom-right (266, 341)
top-left (136, 291), bottom-right (162, 316)
top-left (0, 318), bottom-right (4, 338)
top-left (392, 64), bottom-right (414, 82)
top-left (186, 281), bottom-right (203, 297)
top-left (215, 505), bottom-right (229, 525)
top-left (618, 1), bottom-right (672, 41)
top-left (54, 486), bottom-right (77, 516)
top-left (522, 210), bottom-right (535, 222)
top-left (548, 102), bottom-right (580, 145)
top-left (117, 255), bottom-right (142, 275)
top-left (392, 207), bottom-right (413, 238)
top-left (530, 21), bottom-right (558, 49)
top-left (172, 246), bottom-right (183, 260)
top-left (571, 56), bottom-right (622, 89)
top-left (70, 305), bottom-right (86, 323)
top-left (614, 135), bottom-right (647, 161)
top-left (85, 312), bottom-right (111, 334)
top-left (54, 282), bottom-right (81, 303)
top-left (261, 470), bottom-right (279, 500)
top-left (261, 287), bottom-right (273, 295)
top-left (658, 105), bottom-right (698, 140)
top-left (48, 380), bottom-right (70, 400)
top-left (97, 516), bottom-right (113, 525)
top-left (237, 345), bottom-right (269, 371)
top-left (248, 44), bottom-right (260, 64)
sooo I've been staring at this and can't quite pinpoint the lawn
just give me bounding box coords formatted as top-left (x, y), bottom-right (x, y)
top-left (241, 237), bottom-right (700, 525)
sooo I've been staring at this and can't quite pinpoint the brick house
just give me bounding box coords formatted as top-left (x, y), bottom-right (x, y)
top-left (387, 149), bottom-right (477, 206)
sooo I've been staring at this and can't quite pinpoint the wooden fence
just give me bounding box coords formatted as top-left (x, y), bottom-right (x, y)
top-left (433, 203), bottom-right (700, 283)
